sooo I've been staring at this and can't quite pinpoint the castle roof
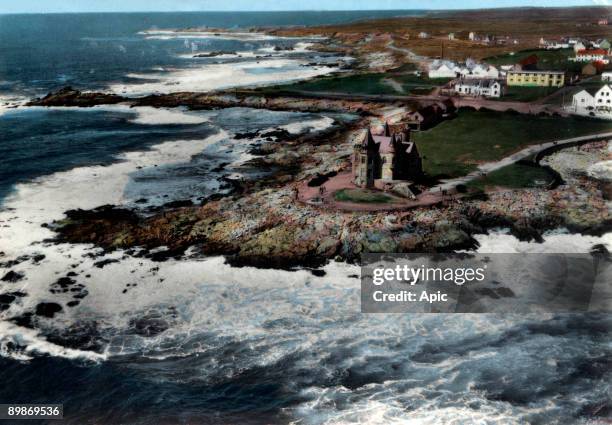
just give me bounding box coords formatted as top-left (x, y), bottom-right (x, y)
top-left (361, 126), bottom-right (414, 155)
top-left (362, 127), bottom-right (377, 149)
top-left (373, 134), bottom-right (394, 153)
top-left (384, 122), bottom-right (391, 137)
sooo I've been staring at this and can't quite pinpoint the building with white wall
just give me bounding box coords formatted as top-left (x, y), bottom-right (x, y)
top-left (571, 49), bottom-right (610, 64)
top-left (428, 61), bottom-right (460, 79)
top-left (454, 79), bottom-right (502, 98)
top-left (570, 84), bottom-right (612, 119)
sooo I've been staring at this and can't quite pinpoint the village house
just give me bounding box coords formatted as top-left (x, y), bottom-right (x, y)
top-left (571, 49), bottom-right (610, 65)
top-left (573, 41), bottom-right (586, 53)
top-left (468, 32), bottom-right (476, 41)
top-left (428, 61), bottom-right (460, 79)
top-left (428, 60), bottom-right (499, 79)
top-left (459, 64), bottom-right (500, 79)
top-left (598, 18), bottom-right (609, 26)
top-left (453, 79), bottom-right (502, 98)
top-left (602, 71), bottom-right (612, 82)
top-left (405, 100), bottom-right (455, 131)
top-left (506, 70), bottom-right (565, 87)
top-left (540, 38), bottom-right (570, 50)
top-left (570, 84), bottom-right (612, 119)
top-left (406, 106), bottom-right (440, 131)
top-left (352, 123), bottom-right (423, 189)
top-left (418, 31), bottom-right (430, 39)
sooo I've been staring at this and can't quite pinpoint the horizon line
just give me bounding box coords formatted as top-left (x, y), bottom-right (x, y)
top-left (0, 4), bottom-right (607, 16)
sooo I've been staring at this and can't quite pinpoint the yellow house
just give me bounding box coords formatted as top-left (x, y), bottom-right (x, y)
top-left (506, 70), bottom-right (565, 87)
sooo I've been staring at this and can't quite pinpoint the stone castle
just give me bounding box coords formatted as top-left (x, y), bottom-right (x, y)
top-left (352, 123), bottom-right (423, 188)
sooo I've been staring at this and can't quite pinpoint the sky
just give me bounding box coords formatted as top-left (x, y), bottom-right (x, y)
top-left (0, 0), bottom-right (606, 14)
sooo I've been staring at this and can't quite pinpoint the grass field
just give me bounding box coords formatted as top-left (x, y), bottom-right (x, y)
top-left (500, 86), bottom-right (560, 102)
top-left (334, 189), bottom-right (399, 203)
top-left (467, 162), bottom-right (557, 190)
top-left (260, 73), bottom-right (449, 96)
top-left (413, 109), bottom-right (612, 179)
top-left (484, 48), bottom-right (582, 73)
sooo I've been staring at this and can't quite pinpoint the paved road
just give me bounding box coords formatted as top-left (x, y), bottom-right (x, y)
top-left (431, 131), bottom-right (612, 191)
top-left (247, 89), bottom-right (564, 115)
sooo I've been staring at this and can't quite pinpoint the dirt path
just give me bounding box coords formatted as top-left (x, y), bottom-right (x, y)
top-left (386, 39), bottom-right (431, 65)
top-left (431, 131), bottom-right (612, 191)
top-left (381, 78), bottom-right (405, 94)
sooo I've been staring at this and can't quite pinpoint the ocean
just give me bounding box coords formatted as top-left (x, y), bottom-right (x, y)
top-left (0, 11), bottom-right (611, 425)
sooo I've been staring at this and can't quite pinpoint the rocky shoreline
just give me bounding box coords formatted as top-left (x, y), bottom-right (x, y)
top-left (27, 86), bottom-right (394, 115)
top-left (23, 88), bottom-right (612, 270)
top-left (49, 133), bottom-right (611, 269)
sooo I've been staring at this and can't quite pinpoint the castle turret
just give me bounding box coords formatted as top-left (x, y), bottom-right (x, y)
top-left (363, 127), bottom-right (377, 149)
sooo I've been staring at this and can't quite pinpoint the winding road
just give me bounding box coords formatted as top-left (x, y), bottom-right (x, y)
top-left (431, 131), bottom-right (612, 191)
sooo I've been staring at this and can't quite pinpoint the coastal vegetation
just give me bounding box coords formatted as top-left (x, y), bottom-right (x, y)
top-left (273, 7), bottom-right (612, 62)
top-left (485, 48), bottom-right (582, 72)
top-left (260, 72), bottom-right (448, 96)
top-left (334, 188), bottom-right (398, 203)
top-left (499, 86), bottom-right (559, 102)
top-left (466, 162), bottom-right (557, 190)
top-left (414, 109), bottom-right (612, 178)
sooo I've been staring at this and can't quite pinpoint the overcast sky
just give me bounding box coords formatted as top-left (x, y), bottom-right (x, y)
top-left (0, 0), bottom-right (605, 14)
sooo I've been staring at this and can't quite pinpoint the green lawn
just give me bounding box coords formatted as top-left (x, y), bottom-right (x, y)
top-left (413, 109), bottom-right (612, 179)
top-left (334, 189), bottom-right (398, 203)
top-left (484, 48), bottom-right (581, 73)
top-left (259, 72), bottom-right (449, 96)
top-left (500, 86), bottom-right (560, 102)
top-left (576, 76), bottom-right (606, 90)
top-left (467, 163), bottom-right (557, 190)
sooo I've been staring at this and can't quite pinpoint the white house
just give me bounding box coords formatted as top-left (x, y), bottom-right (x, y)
top-left (448, 33), bottom-right (455, 40)
top-left (418, 32), bottom-right (430, 39)
top-left (541, 38), bottom-right (570, 50)
top-left (454, 79), bottom-right (502, 98)
top-left (570, 84), bottom-right (612, 119)
top-left (573, 41), bottom-right (586, 53)
top-left (458, 64), bottom-right (500, 79)
top-left (428, 61), bottom-right (459, 79)
top-left (594, 85), bottom-right (612, 107)
top-left (602, 71), bottom-right (612, 82)
top-left (571, 49), bottom-right (610, 64)
top-left (572, 90), bottom-right (595, 110)
top-left (468, 32), bottom-right (476, 41)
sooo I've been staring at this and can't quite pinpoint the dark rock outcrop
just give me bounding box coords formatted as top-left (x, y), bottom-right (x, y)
top-left (1, 270), bottom-right (24, 283)
top-left (35, 302), bottom-right (63, 318)
top-left (27, 87), bottom-right (125, 107)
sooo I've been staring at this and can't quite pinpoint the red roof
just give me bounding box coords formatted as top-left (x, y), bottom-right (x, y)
top-left (577, 49), bottom-right (608, 55)
top-left (519, 54), bottom-right (538, 66)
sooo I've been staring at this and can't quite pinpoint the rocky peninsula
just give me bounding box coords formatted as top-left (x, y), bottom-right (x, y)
top-left (51, 125), bottom-right (611, 268)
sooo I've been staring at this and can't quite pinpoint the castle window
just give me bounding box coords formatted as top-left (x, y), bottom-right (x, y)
top-left (361, 156), bottom-right (366, 164)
